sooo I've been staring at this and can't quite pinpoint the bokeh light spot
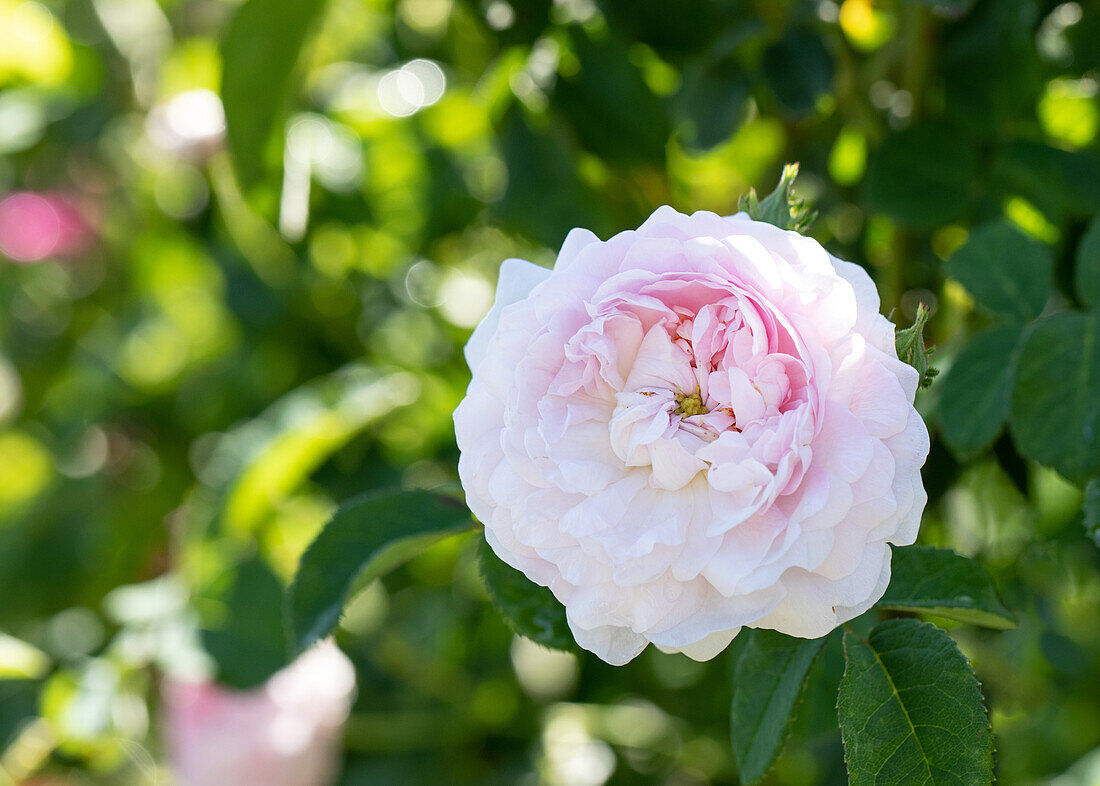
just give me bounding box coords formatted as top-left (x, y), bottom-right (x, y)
top-left (0, 429), bottom-right (52, 509)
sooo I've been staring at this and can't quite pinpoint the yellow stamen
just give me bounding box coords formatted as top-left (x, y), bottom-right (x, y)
top-left (674, 391), bottom-right (708, 417)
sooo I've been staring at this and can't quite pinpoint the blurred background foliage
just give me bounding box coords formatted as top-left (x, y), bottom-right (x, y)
top-left (1, 0), bottom-right (1100, 782)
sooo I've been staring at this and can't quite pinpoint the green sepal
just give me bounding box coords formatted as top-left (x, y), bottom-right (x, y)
top-left (894, 301), bottom-right (939, 388)
top-left (739, 163), bottom-right (818, 233)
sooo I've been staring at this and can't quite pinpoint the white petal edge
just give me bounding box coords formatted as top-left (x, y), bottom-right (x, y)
top-left (463, 258), bottom-right (552, 372)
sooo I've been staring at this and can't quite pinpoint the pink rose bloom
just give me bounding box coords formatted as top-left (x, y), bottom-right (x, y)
top-left (163, 642), bottom-right (356, 786)
top-left (0, 191), bottom-right (94, 264)
top-left (454, 207), bottom-right (929, 665)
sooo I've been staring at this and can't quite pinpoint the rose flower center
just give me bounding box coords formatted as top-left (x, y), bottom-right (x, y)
top-left (674, 391), bottom-right (708, 417)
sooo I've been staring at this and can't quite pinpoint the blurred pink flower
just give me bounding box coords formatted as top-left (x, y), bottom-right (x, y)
top-left (162, 641), bottom-right (356, 786)
top-left (0, 191), bottom-right (94, 264)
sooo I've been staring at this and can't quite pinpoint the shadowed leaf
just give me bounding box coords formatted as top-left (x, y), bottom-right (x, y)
top-left (478, 537), bottom-right (575, 651)
top-left (731, 629), bottom-right (827, 784)
top-left (880, 546), bottom-right (1015, 629)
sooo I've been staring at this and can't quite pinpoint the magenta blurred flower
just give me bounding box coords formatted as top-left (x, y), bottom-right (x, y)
top-left (0, 191), bottom-right (94, 264)
top-left (162, 641), bottom-right (356, 786)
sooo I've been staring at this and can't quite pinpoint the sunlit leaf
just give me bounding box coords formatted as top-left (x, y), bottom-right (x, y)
top-left (839, 619), bottom-right (994, 785)
top-left (221, 0), bottom-right (327, 186)
top-left (0, 634), bottom-right (49, 679)
top-left (210, 368), bottom-right (417, 537)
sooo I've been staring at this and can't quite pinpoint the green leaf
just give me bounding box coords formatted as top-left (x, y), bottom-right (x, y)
top-left (879, 546), bottom-right (1016, 629)
top-left (676, 59), bottom-right (751, 150)
top-left (221, 0), bottom-right (327, 187)
top-left (739, 163), bottom-right (817, 233)
top-left (940, 0), bottom-right (1041, 135)
top-left (494, 109), bottom-right (610, 247)
top-left (894, 302), bottom-right (939, 389)
top-left (220, 368), bottom-right (419, 537)
top-left (761, 27), bottom-right (834, 116)
top-left (838, 619), bottom-right (994, 786)
top-left (1009, 312), bottom-right (1100, 485)
top-left (201, 556), bottom-right (291, 689)
top-left (865, 122), bottom-right (976, 229)
top-left (553, 26), bottom-right (670, 166)
top-left (945, 220), bottom-right (1053, 321)
top-left (905, 0), bottom-right (971, 8)
top-left (938, 324), bottom-right (1024, 458)
top-left (478, 538), bottom-right (575, 651)
top-left (730, 629), bottom-right (827, 784)
top-left (0, 679), bottom-right (38, 751)
top-left (287, 490), bottom-right (474, 652)
top-left (1076, 213), bottom-right (1100, 309)
top-left (1084, 478), bottom-right (1100, 547)
top-left (991, 141), bottom-right (1100, 222)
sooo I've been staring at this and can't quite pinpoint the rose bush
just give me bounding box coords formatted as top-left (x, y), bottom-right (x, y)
top-left (455, 207), bottom-right (929, 664)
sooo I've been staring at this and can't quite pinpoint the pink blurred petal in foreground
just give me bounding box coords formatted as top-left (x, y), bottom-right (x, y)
top-left (162, 641), bottom-right (356, 786)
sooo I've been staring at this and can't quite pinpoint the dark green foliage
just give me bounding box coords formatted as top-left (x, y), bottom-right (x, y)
top-left (945, 221), bottom-right (1052, 321)
top-left (288, 490), bottom-right (474, 652)
top-left (762, 27), bottom-right (835, 116)
top-left (494, 110), bottom-right (609, 247)
top-left (838, 620), bottom-right (994, 785)
top-left (553, 26), bottom-right (670, 166)
top-left (865, 122), bottom-right (977, 228)
top-left (201, 555), bottom-right (291, 689)
top-left (991, 142), bottom-right (1100, 222)
top-left (1086, 479), bottom-right (1100, 547)
top-left (731, 629), bottom-right (827, 784)
top-left (879, 546), bottom-right (1016, 629)
top-left (676, 59), bottom-right (752, 150)
top-left (1077, 214), bottom-right (1100, 309)
top-left (1010, 312), bottom-right (1100, 485)
top-left (0, 680), bottom-right (39, 751)
top-left (938, 324), bottom-right (1023, 458)
top-left (478, 537), bottom-right (574, 651)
